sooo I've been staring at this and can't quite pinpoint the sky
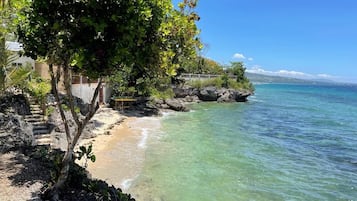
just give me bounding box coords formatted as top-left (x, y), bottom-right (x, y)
top-left (175, 0), bottom-right (357, 83)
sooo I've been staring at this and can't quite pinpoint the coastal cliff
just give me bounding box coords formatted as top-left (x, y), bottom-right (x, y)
top-left (150, 86), bottom-right (253, 112)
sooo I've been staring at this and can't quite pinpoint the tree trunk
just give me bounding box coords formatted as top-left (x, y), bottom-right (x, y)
top-left (44, 64), bottom-right (103, 200)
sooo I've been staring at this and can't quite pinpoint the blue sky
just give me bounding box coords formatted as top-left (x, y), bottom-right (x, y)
top-left (175, 0), bottom-right (357, 83)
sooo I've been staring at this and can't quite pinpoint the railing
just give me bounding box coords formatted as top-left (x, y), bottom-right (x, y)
top-left (179, 73), bottom-right (237, 80)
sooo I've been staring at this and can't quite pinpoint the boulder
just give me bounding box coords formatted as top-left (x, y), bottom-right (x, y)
top-left (217, 89), bottom-right (237, 102)
top-left (0, 113), bottom-right (33, 153)
top-left (198, 87), bottom-right (218, 101)
top-left (0, 94), bottom-right (31, 115)
top-left (235, 91), bottom-right (252, 102)
top-left (173, 87), bottom-right (199, 98)
top-left (184, 95), bottom-right (200, 103)
top-left (165, 99), bottom-right (189, 112)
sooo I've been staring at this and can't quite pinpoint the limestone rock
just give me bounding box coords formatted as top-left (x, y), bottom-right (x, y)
top-left (165, 99), bottom-right (189, 112)
top-left (198, 87), bottom-right (218, 101)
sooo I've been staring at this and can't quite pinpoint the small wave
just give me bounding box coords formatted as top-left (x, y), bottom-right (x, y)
top-left (248, 96), bottom-right (264, 103)
top-left (138, 128), bottom-right (148, 148)
top-left (121, 178), bottom-right (134, 190)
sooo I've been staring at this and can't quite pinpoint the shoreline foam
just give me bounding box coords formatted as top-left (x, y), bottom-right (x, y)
top-left (85, 115), bottom-right (162, 193)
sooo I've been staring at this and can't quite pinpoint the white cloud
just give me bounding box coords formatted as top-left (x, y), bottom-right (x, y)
top-left (248, 57), bottom-right (254, 61)
top-left (246, 66), bottom-right (336, 80)
top-left (246, 66), bottom-right (274, 75)
top-left (317, 74), bottom-right (333, 78)
top-left (233, 53), bottom-right (246, 59)
top-left (277, 70), bottom-right (312, 77)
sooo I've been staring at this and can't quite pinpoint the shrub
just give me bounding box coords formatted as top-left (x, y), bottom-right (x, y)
top-left (150, 87), bottom-right (174, 99)
top-left (188, 76), bottom-right (255, 91)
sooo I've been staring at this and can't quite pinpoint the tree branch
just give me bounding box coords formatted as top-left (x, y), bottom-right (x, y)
top-left (49, 64), bottom-right (72, 143)
top-left (63, 65), bottom-right (82, 128)
top-left (70, 77), bottom-right (103, 149)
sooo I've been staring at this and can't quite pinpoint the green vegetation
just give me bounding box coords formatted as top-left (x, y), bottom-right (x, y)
top-left (187, 61), bottom-right (255, 91)
top-left (0, 62), bottom-right (32, 94)
top-left (26, 146), bottom-right (134, 201)
top-left (181, 56), bottom-right (224, 74)
top-left (76, 144), bottom-right (96, 168)
top-left (17, 0), bottom-right (202, 198)
top-left (1, 0), bottom-right (31, 95)
top-left (188, 76), bottom-right (254, 91)
top-left (28, 76), bottom-right (51, 108)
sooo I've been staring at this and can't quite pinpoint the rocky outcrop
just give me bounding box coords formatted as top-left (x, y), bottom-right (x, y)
top-left (235, 91), bottom-right (252, 102)
top-left (198, 86), bottom-right (219, 101)
top-left (0, 113), bottom-right (33, 153)
top-left (0, 93), bottom-right (31, 115)
top-left (151, 98), bottom-right (189, 112)
top-left (217, 88), bottom-right (252, 102)
top-left (173, 86), bottom-right (253, 103)
top-left (165, 98), bottom-right (189, 112)
top-left (173, 87), bottom-right (199, 98)
top-left (0, 94), bottom-right (34, 152)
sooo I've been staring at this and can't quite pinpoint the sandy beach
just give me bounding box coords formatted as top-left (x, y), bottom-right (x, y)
top-left (82, 114), bottom-right (162, 193)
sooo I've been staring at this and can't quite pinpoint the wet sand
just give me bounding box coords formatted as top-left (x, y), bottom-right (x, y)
top-left (84, 116), bottom-right (162, 191)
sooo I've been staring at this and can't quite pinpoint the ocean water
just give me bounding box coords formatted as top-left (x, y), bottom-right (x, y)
top-left (130, 84), bottom-right (357, 201)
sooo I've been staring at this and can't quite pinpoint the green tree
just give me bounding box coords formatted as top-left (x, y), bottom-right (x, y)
top-left (0, 0), bottom-right (30, 94)
top-left (227, 61), bottom-right (247, 82)
top-left (109, 0), bottom-right (203, 97)
top-left (183, 56), bottom-right (224, 74)
top-left (160, 0), bottom-right (202, 77)
top-left (18, 0), bottom-right (169, 197)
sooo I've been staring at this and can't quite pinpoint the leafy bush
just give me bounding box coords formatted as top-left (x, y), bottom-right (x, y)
top-left (28, 77), bottom-right (51, 103)
top-left (188, 76), bottom-right (255, 91)
top-left (150, 87), bottom-right (174, 99)
top-left (61, 103), bottom-right (80, 114)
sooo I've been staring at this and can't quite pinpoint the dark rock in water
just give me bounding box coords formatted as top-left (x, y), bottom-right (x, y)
top-left (235, 91), bottom-right (251, 102)
top-left (198, 87), bottom-right (218, 101)
top-left (0, 113), bottom-right (33, 153)
top-left (217, 88), bottom-right (236, 102)
top-left (177, 85), bottom-right (253, 102)
top-left (165, 99), bottom-right (189, 112)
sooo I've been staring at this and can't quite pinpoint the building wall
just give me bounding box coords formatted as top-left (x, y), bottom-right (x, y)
top-left (12, 56), bottom-right (35, 69)
top-left (34, 62), bottom-right (66, 92)
top-left (34, 62), bottom-right (111, 104)
top-left (71, 82), bottom-right (111, 104)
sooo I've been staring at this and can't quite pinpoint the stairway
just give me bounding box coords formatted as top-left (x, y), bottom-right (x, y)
top-left (24, 98), bottom-right (52, 146)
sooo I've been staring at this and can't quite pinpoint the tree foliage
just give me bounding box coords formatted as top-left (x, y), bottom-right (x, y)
top-left (227, 61), bottom-right (247, 82)
top-left (0, 0), bottom-right (31, 95)
top-left (159, 0), bottom-right (202, 76)
top-left (108, 0), bottom-right (203, 97)
top-left (182, 56), bottom-right (224, 74)
top-left (18, 0), bottom-right (175, 197)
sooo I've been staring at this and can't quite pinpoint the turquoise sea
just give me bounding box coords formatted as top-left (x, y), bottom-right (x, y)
top-left (131, 84), bottom-right (357, 201)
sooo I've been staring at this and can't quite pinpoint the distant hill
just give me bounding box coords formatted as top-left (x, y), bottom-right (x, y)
top-left (245, 72), bottom-right (333, 84)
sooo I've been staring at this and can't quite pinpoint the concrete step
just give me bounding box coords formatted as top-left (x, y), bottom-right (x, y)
top-left (35, 138), bottom-right (53, 145)
top-left (33, 125), bottom-right (48, 130)
top-left (31, 122), bottom-right (47, 126)
top-left (24, 115), bottom-right (44, 121)
top-left (31, 110), bottom-right (43, 115)
top-left (34, 133), bottom-right (51, 139)
top-left (33, 129), bottom-right (50, 135)
top-left (25, 118), bottom-right (44, 123)
top-left (34, 133), bottom-right (53, 146)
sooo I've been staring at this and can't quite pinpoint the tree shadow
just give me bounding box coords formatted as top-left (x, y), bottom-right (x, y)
top-left (0, 147), bottom-right (52, 200)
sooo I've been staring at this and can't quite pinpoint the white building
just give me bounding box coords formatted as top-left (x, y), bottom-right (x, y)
top-left (5, 41), bottom-right (35, 69)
